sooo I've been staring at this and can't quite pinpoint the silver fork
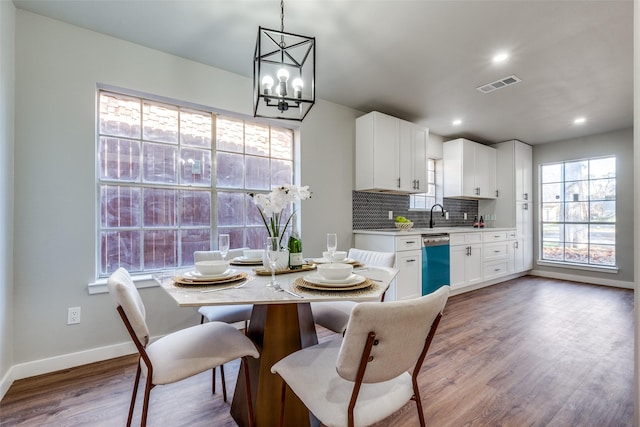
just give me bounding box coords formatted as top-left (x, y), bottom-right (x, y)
top-left (274, 283), bottom-right (304, 298)
top-left (200, 280), bottom-right (248, 293)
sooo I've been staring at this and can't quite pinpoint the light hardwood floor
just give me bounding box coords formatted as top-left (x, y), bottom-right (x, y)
top-left (0, 276), bottom-right (633, 426)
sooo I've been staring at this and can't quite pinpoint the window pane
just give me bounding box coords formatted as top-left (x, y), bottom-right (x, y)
top-left (99, 137), bottom-right (140, 181)
top-left (143, 188), bottom-right (177, 227)
top-left (271, 159), bottom-right (293, 187)
top-left (565, 202), bottom-right (589, 222)
top-left (218, 227), bottom-right (244, 250)
top-left (590, 244), bottom-right (615, 265)
top-left (180, 147), bottom-right (212, 186)
top-left (542, 241), bottom-right (563, 261)
top-left (217, 191), bottom-right (245, 227)
top-left (143, 102), bottom-right (178, 143)
top-left (181, 229), bottom-right (211, 265)
top-left (564, 181), bottom-right (588, 202)
top-left (180, 110), bottom-right (211, 148)
top-left (246, 194), bottom-right (264, 226)
top-left (216, 152), bottom-right (244, 188)
top-left (246, 155), bottom-right (270, 190)
top-left (542, 183), bottom-right (563, 202)
top-left (589, 178), bottom-right (615, 201)
top-left (565, 160), bottom-right (588, 181)
top-left (99, 92), bottom-right (141, 138)
top-left (246, 226), bottom-right (269, 250)
top-left (245, 122), bottom-right (269, 156)
top-left (542, 223), bottom-right (563, 242)
top-left (143, 142), bottom-right (178, 183)
top-left (216, 116), bottom-right (244, 153)
top-left (271, 127), bottom-right (293, 160)
top-left (181, 190), bottom-right (211, 226)
top-left (143, 230), bottom-right (177, 269)
top-left (101, 186), bottom-right (140, 228)
top-left (565, 224), bottom-right (588, 244)
top-left (565, 243), bottom-right (588, 263)
top-left (590, 201), bottom-right (616, 222)
top-left (589, 157), bottom-right (615, 179)
top-left (101, 230), bottom-right (141, 274)
top-left (541, 163), bottom-right (562, 183)
top-left (589, 224), bottom-right (615, 245)
top-left (541, 203), bottom-right (563, 222)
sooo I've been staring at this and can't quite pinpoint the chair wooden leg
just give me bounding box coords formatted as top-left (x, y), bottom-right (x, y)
top-left (141, 376), bottom-right (154, 427)
top-left (220, 364), bottom-right (227, 402)
top-left (200, 315), bottom-right (206, 324)
top-left (242, 358), bottom-right (255, 427)
top-left (212, 367), bottom-right (217, 394)
top-left (126, 362), bottom-right (142, 427)
top-left (412, 389), bottom-right (426, 427)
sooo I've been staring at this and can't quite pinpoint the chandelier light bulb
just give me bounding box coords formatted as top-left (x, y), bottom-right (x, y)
top-left (261, 75), bottom-right (274, 95)
top-left (292, 78), bottom-right (303, 98)
top-left (277, 68), bottom-right (290, 82)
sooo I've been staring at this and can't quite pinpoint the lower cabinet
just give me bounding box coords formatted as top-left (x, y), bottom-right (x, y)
top-left (449, 233), bottom-right (483, 290)
top-left (354, 233), bottom-right (422, 301)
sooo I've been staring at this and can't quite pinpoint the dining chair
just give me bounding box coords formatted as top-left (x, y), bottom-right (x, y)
top-left (272, 285), bottom-right (449, 427)
top-left (311, 248), bottom-right (395, 334)
top-left (107, 267), bottom-right (259, 427)
top-left (194, 248), bottom-right (254, 399)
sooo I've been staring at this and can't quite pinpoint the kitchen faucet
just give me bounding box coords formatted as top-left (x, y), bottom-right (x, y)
top-left (429, 204), bottom-right (445, 228)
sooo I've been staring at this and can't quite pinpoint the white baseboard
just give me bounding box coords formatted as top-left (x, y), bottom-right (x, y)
top-left (0, 340), bottom-right (137, 401)
top-left (450, 272), bottom-right (528, 296)
top-left (529, 269), bottom-right (635, 289)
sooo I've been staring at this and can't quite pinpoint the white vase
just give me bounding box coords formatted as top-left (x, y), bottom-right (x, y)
top-left (263, 249), bottom-right (289, 272)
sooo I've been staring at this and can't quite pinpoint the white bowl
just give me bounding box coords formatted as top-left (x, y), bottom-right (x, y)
top-left (243, 249), bottom-right (264, 260)
top-left (322, 250), bottom-right (347, 261)
top-left (317, 263), bottom-right (353, 280)
top-left (195, 260), bottom-right (229, 275)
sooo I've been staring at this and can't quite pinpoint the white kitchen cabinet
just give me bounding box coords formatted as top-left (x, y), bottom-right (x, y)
top-left (449, 232), bottom-right (483, 289)
top-left (482, 231), bottom-right (511, 281)
top-left (491, 140), bottom-right (533, 273)
top-left (354, 233), bottom-right (422, 301)
top-left (356, 111), bottom-right (428, 193)
top-left (443, 138), bottom-right (497, 199)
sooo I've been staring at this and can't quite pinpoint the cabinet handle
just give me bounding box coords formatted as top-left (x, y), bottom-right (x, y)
top-left (415, 179), bottom-right (420, 189)
top-left (494, 250), bottom-right (500, 253)
top-left (524, 193), bottom-right (528, 200)
top-left (495, 268), bottom-right (501, 272)
top-left (523, 203), bottom-right (529, 210)
top-left (475, 187), bottom-right (480, 195)
top-left (397, 178), bottom-right (401, 188)
top-left (406, 259), bottom-right (416, 263)
top-left (495, 190), bottom-right (499, 198)
top-left (515, 241), bottom-right (519, 249)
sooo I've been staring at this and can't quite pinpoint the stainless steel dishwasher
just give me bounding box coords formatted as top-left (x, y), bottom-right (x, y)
top-left (422, 234), bottom-right (450, 295)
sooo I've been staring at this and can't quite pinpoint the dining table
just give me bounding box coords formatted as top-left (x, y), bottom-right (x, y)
top-left (155, 260), bottom-right (398, 427)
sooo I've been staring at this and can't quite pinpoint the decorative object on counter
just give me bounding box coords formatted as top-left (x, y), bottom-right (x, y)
top-left (253, 0), bottom-right (315, 121)
top-left (479, 216), bottom-right (485, 228)
top-left (473, 215), bottom-right (479, 228)
top-left (395, 215), bottom-right (414, 230)
top-left (250, 184), bottom-right (311, 249)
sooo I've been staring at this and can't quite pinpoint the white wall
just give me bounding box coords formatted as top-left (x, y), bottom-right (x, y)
top-left (532, 128), bottom-right (634, 285)
top-left (0, 0), bottom-right (16, 397)
top-left (11, 10), bottom-right (359, 378)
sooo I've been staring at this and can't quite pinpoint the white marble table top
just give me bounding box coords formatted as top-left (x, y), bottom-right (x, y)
top-left (155, 265), bottom-right (398, 307)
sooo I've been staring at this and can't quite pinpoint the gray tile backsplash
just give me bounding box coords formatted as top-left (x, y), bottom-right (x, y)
top-left (352, 191), bottom-right (478, 229)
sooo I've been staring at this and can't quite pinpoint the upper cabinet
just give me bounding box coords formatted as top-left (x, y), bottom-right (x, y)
top-left (356, 111), bottom-right (429, 193)
top-left (443, 138), bottom-right (497, 199)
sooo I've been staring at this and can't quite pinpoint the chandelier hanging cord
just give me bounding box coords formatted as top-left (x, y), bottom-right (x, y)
top-left (280, 0), bottom-right (286, 48)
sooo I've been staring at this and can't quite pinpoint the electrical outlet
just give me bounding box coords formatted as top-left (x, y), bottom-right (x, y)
top-left (388, 211), bottom-right (393, 220)
top-left (464, 213), bottom-right (467, 220)
top-left (67, 307), bottom-right (81, 325)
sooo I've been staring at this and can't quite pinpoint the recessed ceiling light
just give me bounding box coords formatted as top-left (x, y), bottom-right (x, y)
top-left (492, 52), bottom-right (509, 63)
top-left (574, 117), bottom-right (586, 124)
top-left (452, 119), bottom-right (462, 126)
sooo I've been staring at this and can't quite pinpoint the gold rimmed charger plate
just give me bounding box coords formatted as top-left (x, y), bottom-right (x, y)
top-left (173, 271), bottom-right (248, 286)
top-left (295, 276), bottom-right (373, 291)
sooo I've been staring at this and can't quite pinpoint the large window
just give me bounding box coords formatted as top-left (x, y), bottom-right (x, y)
top-left (540, 156), bottom-right (616, 267)
top-left (410, 159), bottom-right (442, 210)
top-left (97, 91), bottom-right (294, 277)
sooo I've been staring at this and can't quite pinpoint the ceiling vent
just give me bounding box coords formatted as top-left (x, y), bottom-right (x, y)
top-left (477, 75), bottom-right (522, 94)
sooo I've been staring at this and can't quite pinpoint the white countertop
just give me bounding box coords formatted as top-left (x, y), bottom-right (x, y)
top-left (353, 227), bottom-right (515, 236)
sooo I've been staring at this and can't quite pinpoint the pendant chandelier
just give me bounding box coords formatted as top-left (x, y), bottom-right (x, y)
top-left (253, 0), bottom-right (315, 121)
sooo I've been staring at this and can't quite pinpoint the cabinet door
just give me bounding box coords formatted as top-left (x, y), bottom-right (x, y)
top-left (399, 121), bottom-right (427, 192)
top-left (466, 244), bottom-right (484, 285)
top-left (449, 245), bottom-right (467, 289)
top-left (475, 144), bottom-right (497, 198)
top-left (411, 126), bottom-right (428, 192)
top-left (395, 250), bottom-right (422, 300)
top-left (515, 141), bottom-right (532, 202)
top-left (373, 113), bottom-right (400, 190)
top-left (461, 140), bottom-right (478, 197)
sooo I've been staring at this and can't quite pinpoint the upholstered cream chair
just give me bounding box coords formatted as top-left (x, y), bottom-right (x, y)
top-left (272, 286), bottom-right (449, 427)
top-left (311, 248), bottom-right (395, 333)
top-left (194, 248), bottom-right (254, 399)
top-left (107, 267), bottom-right (259, 427)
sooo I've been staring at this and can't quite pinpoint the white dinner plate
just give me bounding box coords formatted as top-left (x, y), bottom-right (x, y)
top-left (235, 256), bottom-right (263, 262)
top-left (312, 257), bottom-right (355, 264)
top-left (303, 273), bottom-right (366, 287)
top-left (184, 269), bottom-right (236, 280)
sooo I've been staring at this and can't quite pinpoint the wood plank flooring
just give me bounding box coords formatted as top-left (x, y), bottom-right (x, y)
top-left (0, 276), bottom-right (633, 426)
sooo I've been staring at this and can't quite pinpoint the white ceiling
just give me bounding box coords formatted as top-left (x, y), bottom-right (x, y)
top-left (13, 0), bottom-right (634, 145)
